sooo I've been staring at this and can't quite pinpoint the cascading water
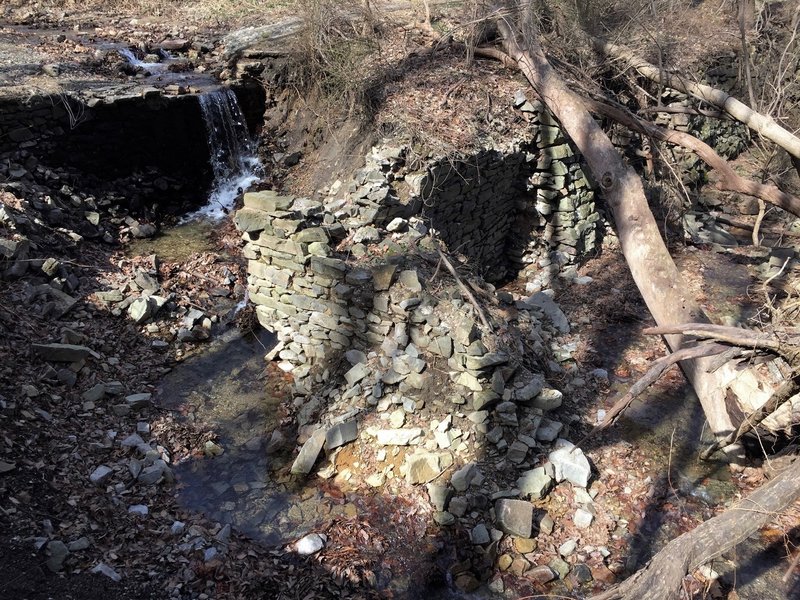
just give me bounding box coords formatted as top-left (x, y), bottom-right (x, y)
top-left (185, 88), bottom-right (261, 221)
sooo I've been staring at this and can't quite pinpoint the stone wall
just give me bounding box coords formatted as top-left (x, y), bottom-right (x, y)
top-left (235, 187), bottom-right (571, 475)
top-left (237, 93), bottom-right (602, 384)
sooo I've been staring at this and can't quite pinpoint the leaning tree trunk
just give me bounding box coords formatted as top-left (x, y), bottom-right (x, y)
top-left (493, 18), bottom-right (743, 440)
top-left (590, 459), bottom-right (800, 600)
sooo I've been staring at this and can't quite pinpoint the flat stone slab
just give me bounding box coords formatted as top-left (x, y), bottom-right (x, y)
top-left (32, 343), bottom-right (91, 362)
top-left (325, 420), bottom-right (358, 451)
top-left (291, 428), bottom-right (327, 475)
top-left (405, 452), bottom-right (441, 484)
top-left (495, 499), bottom-right (533, 538)
top-left (375, 428), bottom-right (422, 445)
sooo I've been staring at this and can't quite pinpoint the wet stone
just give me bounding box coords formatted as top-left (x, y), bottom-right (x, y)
top-left (46, 540), bottom-right (69, 572)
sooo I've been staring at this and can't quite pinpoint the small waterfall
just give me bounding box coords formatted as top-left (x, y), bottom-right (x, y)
top-left (185, 89), bottom-right (261, 221)
top-left (118, 48), bottom-right (165, 71)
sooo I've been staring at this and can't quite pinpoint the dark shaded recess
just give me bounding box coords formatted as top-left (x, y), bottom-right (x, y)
top-left (232, 81), bottom-right (267, 136)
top-left (46, 94), bottom-right (212, 215)
top-left (420, 148), bottom-right (536, 285)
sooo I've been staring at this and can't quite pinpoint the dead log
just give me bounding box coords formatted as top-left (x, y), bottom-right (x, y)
top-left (584, 97), bottom-right (800, 218)
top-left (592, 37), bottom-right (800, 162)
top-left (491, 16), bottom-right (741, 440)
top-left (590, 458), bottom-right (800, 600)
top-left (701, 374), bottom-right (800, 459)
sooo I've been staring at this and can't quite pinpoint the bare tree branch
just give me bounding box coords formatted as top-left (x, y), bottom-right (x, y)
top-left (592, 37), bottom-right (800, 162)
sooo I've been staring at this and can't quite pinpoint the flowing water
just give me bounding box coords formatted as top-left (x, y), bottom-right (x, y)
top-left (184, 88), bottom-right (261, 221)
top-left (157, 328), bottom-right (360, 546)
top-left (117, 47), bottom-right (169, 72)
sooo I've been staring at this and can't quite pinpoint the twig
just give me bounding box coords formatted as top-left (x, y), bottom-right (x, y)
top-left (435, 246), bottom-right (492, 332)
top-left (752, 199), bottom-right (766, 246)
top-left (574, 342), bottom-right (727, 448)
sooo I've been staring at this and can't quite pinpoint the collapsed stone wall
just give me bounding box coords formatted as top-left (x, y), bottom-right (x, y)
top-left (235, 188), bottom-right (573, 473)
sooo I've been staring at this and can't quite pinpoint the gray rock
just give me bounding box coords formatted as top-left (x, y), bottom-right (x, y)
top-left (82, 383), bottom-right (106, 403)
top-left (68, 537), bottom-right (91, 552)
top-left (449, 496), bottom-right (468, 517)
top-left (495, 499), bottom-right (533, 538)
top-left (325, 420), bottom-right (358, 450)
top-left (125, 393), bottom-right (152, 409)
top-left (290, 428), bottom-right (327, 475)
top-left (405, 452), bottom-right (441, 484)
top-left (128, 298), bottom-right (153, 324)
top-left (386, 217), bottom-right (407, 232)
top-left (549, 557), bottom-right (571, 579)
top-left (138, 464), bottom-right (166, 485)
top-left (535, 418), bottom-right (563, 442)
top-left (518, 292), bottom-right (570, 333)
top-left (344, 363), bottom-right (369, 386)
top-left (513, 374), bottom-right (546, 402)
top-left (517, 467), bottom-right (553, 500)
top-left (433, 511), bottom-right (456, 526)
top-left (89, 465), bottom-right (113, 485)
top-left (130, 221), bottom-right (156, 238)
top-left (427, 483), bottom-right (451, 512)
top-left (91, 563), bottom-right (122, 582)
top-left (128, 504), bottom-right (149, 516)
top-left (471, 523), bottom-right (491, 545)
top-left (170, 521), bottom-right (186, 535)
top-left (558, 539), bottom-right (577, 557)
top-left (345, 349), bottom-right (367, 365)
top-left (46, 540), bottom-right (69, 572)
top-left (397, 269), bottom-right (422, 292)
top-left (506, 440), bottom-right (529, 464)
top-left (372, 264), bottom-right (397, 291)
top-left (32, 343), bottom-right (91, 362)
top-left (451, 462), bottom-right (476, 492)
top-left (533, 388), bottom-right (563, 411)
top-left (549, 441), bottom-right (591, 487)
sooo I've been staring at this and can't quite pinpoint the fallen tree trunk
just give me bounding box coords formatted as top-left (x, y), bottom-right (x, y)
top-left (590, 458), bottom-right (800, 600)
top-left (584, 97), bottom-right (800, 218)
top-left (492, 16), bottom-right (742, 440)
top-left (592, 37), bottom-right (800, 162)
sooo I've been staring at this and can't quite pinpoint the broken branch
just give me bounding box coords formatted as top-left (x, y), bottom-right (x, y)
top-left (575, 342), bottom-right (726, 448)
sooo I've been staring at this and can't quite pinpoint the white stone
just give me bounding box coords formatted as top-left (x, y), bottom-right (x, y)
top-left (295, 533), bottom-right (325, 555)
top-left (548, 440), bottom-right (591, 487)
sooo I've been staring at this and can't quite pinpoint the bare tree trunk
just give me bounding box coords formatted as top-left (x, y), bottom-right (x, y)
top-left (493, 17), bottom-right (739, 439)
top-left (592, 37), bottom-right (800, 161)
top-left (591, 458), bottom-right (800, 600)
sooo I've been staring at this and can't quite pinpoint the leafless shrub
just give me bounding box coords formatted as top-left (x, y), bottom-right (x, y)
top-left (294, 0), bottom-right (386, 117)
